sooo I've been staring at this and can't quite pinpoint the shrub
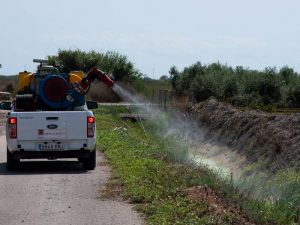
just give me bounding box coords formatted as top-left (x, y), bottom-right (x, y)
top-left (257, 79), bottom-right (281, 104)
top-left (190, 75), bottom-right (218, 102)
top-left (48, 49), bottom-right (140, 82)
top-left (223, 78), bottom-right (238, 100)
top-left (170, 62), bottom-right (300, 108)
top-left (287, 86), bottom-right (300, 107)
top-left (279, 66), bottom-right (296, 85)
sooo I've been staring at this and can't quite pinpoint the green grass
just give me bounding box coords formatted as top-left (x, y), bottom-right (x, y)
top-left (95, 106), bottom-right (221, 224)
top-left (0, 75), bottom-right (18, 80)
top-left (94, 105), bottom-right (300, 225)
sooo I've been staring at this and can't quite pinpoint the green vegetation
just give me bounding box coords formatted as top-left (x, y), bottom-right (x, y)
top-left (95, 106), bottom-right (222, 224)
top-left (48, 49), bottom-right (141, 82)
top-left (0, 49), bottom-right (143, 95)
top-left (132, 78), bottom-right (172, 100)
top-left (0, 75), bottom-right (18, 80)
top-left (95, 106), bottom-right (299, 225)
top-left (170, 62), bottom-right (300, 108)
top-left (47, 48), bottom-right (174, 100)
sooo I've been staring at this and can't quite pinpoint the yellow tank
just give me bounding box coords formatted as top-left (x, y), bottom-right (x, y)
top-left (69, 71), bottom-right (84, 83)
top-left (18, 72), bottom-right (34, 92)
top-left (18, 70), bottom-right (85, 92)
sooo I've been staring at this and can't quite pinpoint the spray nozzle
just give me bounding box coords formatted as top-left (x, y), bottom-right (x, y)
top-left (110, 73), bottom-right (116, 81)
top-left (100, 73), bottom-right (114, 88)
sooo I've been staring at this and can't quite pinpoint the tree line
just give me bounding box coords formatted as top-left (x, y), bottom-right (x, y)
top-left (169, 62), bottom-right (300, 108)
top-left (48, 49), bottom-right (141, 82)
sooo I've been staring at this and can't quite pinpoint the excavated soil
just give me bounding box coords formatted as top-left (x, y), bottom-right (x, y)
top-left (190, 97), bottom-right (300, 172)
top-left (185, 186), bottom-right (255, 225)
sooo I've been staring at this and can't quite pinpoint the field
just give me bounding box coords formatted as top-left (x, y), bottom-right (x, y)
top-left (2, 50), bottom-right (300, 224)
top-left (95, 105), bottom-right (300, 225)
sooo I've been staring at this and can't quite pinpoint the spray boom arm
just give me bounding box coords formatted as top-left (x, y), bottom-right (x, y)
top-left (71, 67), bottom-right (114, 96)
top-left (81, 67), bottom-right (114, 90)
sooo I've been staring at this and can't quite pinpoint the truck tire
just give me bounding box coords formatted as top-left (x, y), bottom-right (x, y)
top-left (7, 148), bottom-right (20, 171)
top-left (82, 149), bottom-right (96, 170)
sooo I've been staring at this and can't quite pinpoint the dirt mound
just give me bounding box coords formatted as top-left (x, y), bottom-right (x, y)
top-left (190, 97), bottom-right (300, 171)
top-left (186, 186), bottom-right (254, 225)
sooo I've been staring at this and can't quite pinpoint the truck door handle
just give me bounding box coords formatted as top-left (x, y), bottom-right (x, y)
top-left (46, 117), bottom-right (58, 120)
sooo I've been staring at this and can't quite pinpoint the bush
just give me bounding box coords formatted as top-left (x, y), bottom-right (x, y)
top-left (257, 79), bottom-right (281, 104)
top-left (170, 62), bottom-right (300, 108)
top-left (191, 75), bottom-right (218, 102)
top-left (287, 86), bottom-right (300, 107)
top-left (48, 49), bottom-right (140, 82)
top-left (279, 66), bottom-right (296, 85)
top-left (223, 78), bottom-right (238, 100)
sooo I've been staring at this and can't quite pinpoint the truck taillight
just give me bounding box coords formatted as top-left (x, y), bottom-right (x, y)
top-left (8, 117), bottom-right (17, 139)
top-left (87, 116), bottom-right (95, 137)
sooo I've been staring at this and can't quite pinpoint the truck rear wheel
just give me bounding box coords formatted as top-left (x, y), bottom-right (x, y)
top-left (82, 149), bottom-right (96, 170)
top-left (7, 148), bottom-right (20, 171)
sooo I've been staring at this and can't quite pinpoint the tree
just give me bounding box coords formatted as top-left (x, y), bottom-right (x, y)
top-left (159, 75), bottom-right (169, 80)
top-left (257, 78), bottom-right (281, 104)
top-left (48, 49), bottom-right (140, 82)
top-left (287, 86), bottom-right (300, 107)
top-left (223, 78), bottom-right (238, 99)
top-left (279, 66), bottom-right (296, 85)
top-left (169, 66), bottom-right (179, 90)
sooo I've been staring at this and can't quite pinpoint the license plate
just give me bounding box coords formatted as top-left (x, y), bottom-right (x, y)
top-left (38, 143), bottom-right (64, 150)
top-left (38, 129), bottom-right (66, 139)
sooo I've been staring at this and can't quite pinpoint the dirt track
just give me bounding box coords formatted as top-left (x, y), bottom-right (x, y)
top-left (0, 112), bottom-right (142, 225)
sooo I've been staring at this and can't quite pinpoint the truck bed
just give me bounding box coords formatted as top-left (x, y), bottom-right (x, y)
top-left (7, 110), bottom-right (95, 153)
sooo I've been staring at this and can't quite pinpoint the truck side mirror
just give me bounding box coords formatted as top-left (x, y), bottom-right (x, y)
top-left (0, 101), bottom-right (12, 110)
top-left (86, 101), bottom-right (98, 110)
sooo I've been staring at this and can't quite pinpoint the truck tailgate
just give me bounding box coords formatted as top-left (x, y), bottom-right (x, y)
top-left (16, 111), bottom-right (88, 141)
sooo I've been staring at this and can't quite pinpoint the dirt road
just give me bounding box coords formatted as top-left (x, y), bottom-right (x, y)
top-left (0, 113), bottom-right (142, 225)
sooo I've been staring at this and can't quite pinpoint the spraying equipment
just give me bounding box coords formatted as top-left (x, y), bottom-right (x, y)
top-left (6, 59), bottom-right (114, 171)
top-left (16, 59), bottom-right (114, 111)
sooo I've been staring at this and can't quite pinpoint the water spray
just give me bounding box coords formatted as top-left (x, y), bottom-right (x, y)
top-left (111, 83), bottom-right (299, 206)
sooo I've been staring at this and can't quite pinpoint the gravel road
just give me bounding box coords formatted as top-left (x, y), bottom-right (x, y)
top-left (0, 112), bottom-right (142, 225)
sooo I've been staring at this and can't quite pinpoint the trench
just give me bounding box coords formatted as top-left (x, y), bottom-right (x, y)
top-left (111, 83), bottom-right (300, 208)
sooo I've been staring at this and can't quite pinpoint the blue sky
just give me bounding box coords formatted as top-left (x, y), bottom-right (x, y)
top-left (0, 0), bottom-right (300, 78)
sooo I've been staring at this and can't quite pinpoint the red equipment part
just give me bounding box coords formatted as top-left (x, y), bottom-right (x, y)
top-left (44, 76), bottom-right (69, 101)
top-left (79, 67), bottom-right (114, 92)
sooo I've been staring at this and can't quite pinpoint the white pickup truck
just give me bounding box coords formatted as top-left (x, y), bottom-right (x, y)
top-left (6, 102), bottom-right (98, 171)
top-left (4, 59), bottom-right (115, 171)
